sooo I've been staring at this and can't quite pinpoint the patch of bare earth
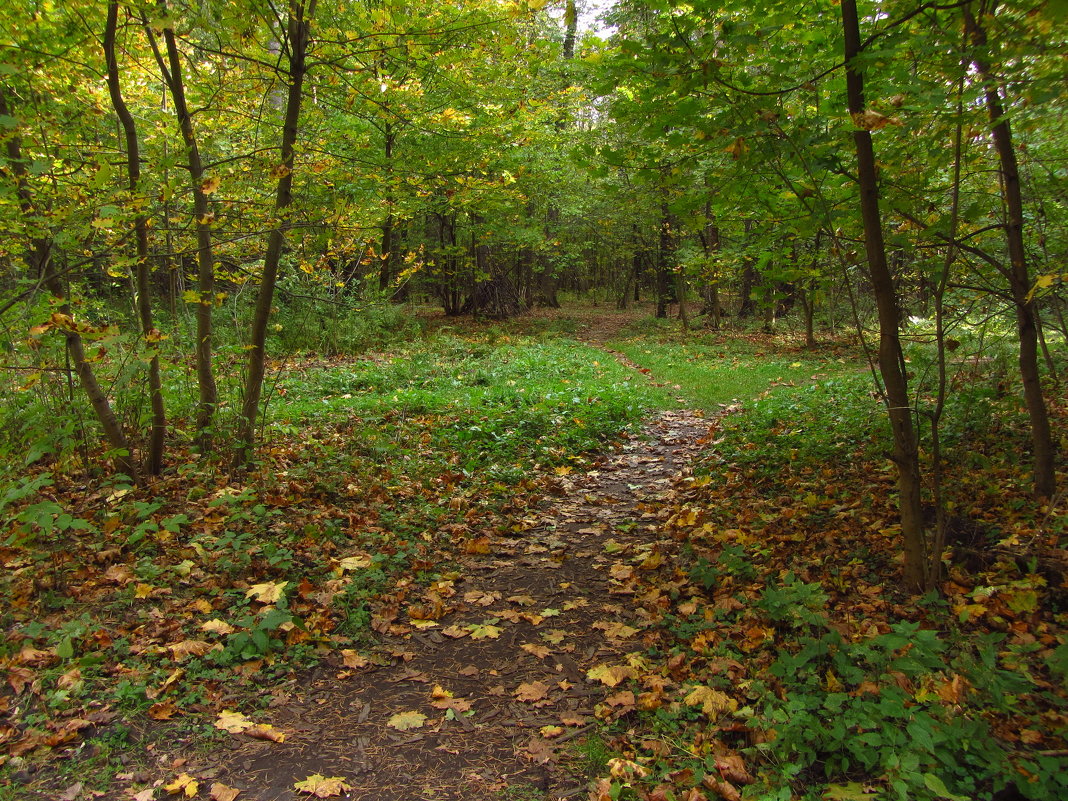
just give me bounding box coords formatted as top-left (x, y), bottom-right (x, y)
top-left (173, 405), bottom-right (711, 801)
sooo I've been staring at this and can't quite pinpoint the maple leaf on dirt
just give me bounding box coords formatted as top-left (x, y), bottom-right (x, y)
top-left (388, 711), bottom-right (427, 730)
top-left (467, 621), bottom-right (502, 639)
top-left (245, 724), bottom-right (285, 743)
top-left (215, 710), bottom-right (253, 733)
top-left (293, 774), bottom-right (352, 798)
top-left (524, 736), bottom-right (556, 764)
top-left (165, 773), bottom-right (199, 797)
top-left (515, 681), bottom-right (549, 702)
top-left (521, 643), bottom-right (551, 659)
top-left (592, 620), bottom-right (639, 639)
top-left (340, 649), bottom-right (370, 668)
top-left (210, 782), bottom-right (241, 801)
top-left (245, 581), bottom-right (287, 604)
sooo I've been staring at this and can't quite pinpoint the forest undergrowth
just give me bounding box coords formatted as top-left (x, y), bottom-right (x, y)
top-left (0, 306), bottom-right (1064, 801)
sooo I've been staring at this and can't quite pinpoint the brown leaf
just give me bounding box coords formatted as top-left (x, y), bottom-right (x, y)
top-left (524, 736), bottom-right (556, 764)
top-left (515, 681), bottom-right (549, 702)
top-left (210, 783), bottom-right (241, 801)
top-left (521, 643), bottom-right (551, 659)
top-left (715, 755), bottom-right (753, 785)
top-left (244, 724), bottom-right (285, 743)
top-left (341, 650), bottom-right (369, 669)
top-left (8, 666), bottom-right (34, 693)
top-left (167, 639), bottom-right (214, 662)
top-left (703, 775), bottom-right (742, 801)
top-left (148, 701), bottom-right (179, 721)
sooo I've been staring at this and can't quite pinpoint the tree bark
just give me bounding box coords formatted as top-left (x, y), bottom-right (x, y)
top-left (842, 0), bottom-right (926, 591)
top-left (148, 3), bottom-right (218, 446)
top-left (106, 0), bottom-right (165, 475)
top-left (235, 0), bottom-right (316, 467)
top-left (964, 2), bottom-right (1055, 499)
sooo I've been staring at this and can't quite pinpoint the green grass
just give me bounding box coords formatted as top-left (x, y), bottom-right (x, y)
top-left (608, 337), bottom-right (858, 413)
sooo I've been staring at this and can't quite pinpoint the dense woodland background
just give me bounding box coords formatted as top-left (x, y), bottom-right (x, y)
top-left (0, 0), bottom-right (1066, 799)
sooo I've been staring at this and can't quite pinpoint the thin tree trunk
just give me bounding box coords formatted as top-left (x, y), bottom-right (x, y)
top-left (106, 0), bottom-right (165, 475)
top-left (147, 4), bottom-right (217, 446)
top-left (842, 0), bottom-right (926, 591)
top-left (0, 87), bottom-right (139, 483)
top-left (235, 0), bottom-right (316, 467)
top-left (964, 2), bottom-right (1055, 498)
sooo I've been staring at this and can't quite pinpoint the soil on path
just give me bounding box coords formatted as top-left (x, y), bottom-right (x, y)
top-left (179, 403), bottom-right (712, 801)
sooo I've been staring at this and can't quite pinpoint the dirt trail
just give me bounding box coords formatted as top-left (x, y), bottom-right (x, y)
top-left (179, 402), bottom-right (711, 801)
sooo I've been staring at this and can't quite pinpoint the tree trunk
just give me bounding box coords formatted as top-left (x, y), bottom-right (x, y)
top-left (964, 2), bottom-right (1055, 499)
top-left (148, 5), bottom-right (218, 446)
top-left (842, 0), bottom-right (926, 591)
top-left (235, 0), bottom-right (316, 467)
top-left (0, 87), bottom-right (139, 483)
top-left (105, 0), bottom-right (165, 475)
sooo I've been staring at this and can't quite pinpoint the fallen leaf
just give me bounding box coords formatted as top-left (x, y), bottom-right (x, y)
top-left (684, 686), bottom-right (737, 719)
top-left (387, 711), bottom-right (427, 730)
top-left (467, 622), bottom-right (502, 640)
top-left (245, 724), bottom-right (285, 743)
top-left (540, 725), bottom-right (564, 738)
top-left (200, 619), bottom-right (236, 636)
top-left (341, 650), bottom-right (369, 669)
top-left (245, 581), bottom-right (287, 604)
top-left (592, 620), bottom-right (639, 639)
top-left (521, 643), bottom-right (551, 659)
top-left (148, 701), bottom-right (179, 721)
top-left (164, 773), bottom-right (199, 797)
top-left (337, 554), bottom-right (372, 571)
top-left (59, 782), bottom-right (83, 801)
top-left (586, 664), bottom-right (636, 687)
top-left (515, 681), bottom-right (549, 702)
top-left (210, 783), bottom-right (240, 801)
top-left (215, 710), bottom-right (253, 733)
top-left (293, 774), bottom-right (352, 798)
top-left (168, 639), bottom-right (214, 662)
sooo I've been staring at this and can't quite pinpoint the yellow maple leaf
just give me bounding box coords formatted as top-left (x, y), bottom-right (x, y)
top-left (164, 773), bottom-right (199, 797)
top-left (684, 685), bottom-right (738, 719)
top-left (215, 710), bottom-right (253, 733)
top-left (293, 774), bottom-right (352, 798)
top-left (387, 710), bottom-right (427, 730)
top-left (586, 664), bottom-right (635, 687)
top-left (200, 619), bottom-right (236, 635)
top-left (245, 581), bottom-right (287, 604)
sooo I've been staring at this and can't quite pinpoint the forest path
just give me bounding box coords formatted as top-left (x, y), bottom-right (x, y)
top-left (189, 355), bottom-right (712, 801)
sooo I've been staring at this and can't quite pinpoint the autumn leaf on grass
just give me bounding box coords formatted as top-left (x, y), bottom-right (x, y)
top-left (592, 620), bottom-right (639, 639)
top-left (293, 774), bottom-right (352, 798)
top-left (702, 775), bottom-right (742, 801)
top-left (200, 619), bottom-right (236, 636)
top-left (168, 639), bottom-right (214, 662)
top-left (210, 783), bottom-right (241, 801)
top-left (515, 681), bottom-right (549, 703)
top-left (467, 620), bottom-right (502, 640)
top-left (337, 553), bottom-right (372, 571)
top-left (684, 686), bottom-right (737, 719)
top-left (388, 711), bottom-right (427, 730)
top-left (714, 755), bottom-right (753, 786)
top-left (165, 773), bottom-right (199, 797)
top-left (586, 664), bottom-right (637, 687)
top-left (148, 701), bottom-right (179, 721)
top-left (245, 581), bottom-right (287, 604)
